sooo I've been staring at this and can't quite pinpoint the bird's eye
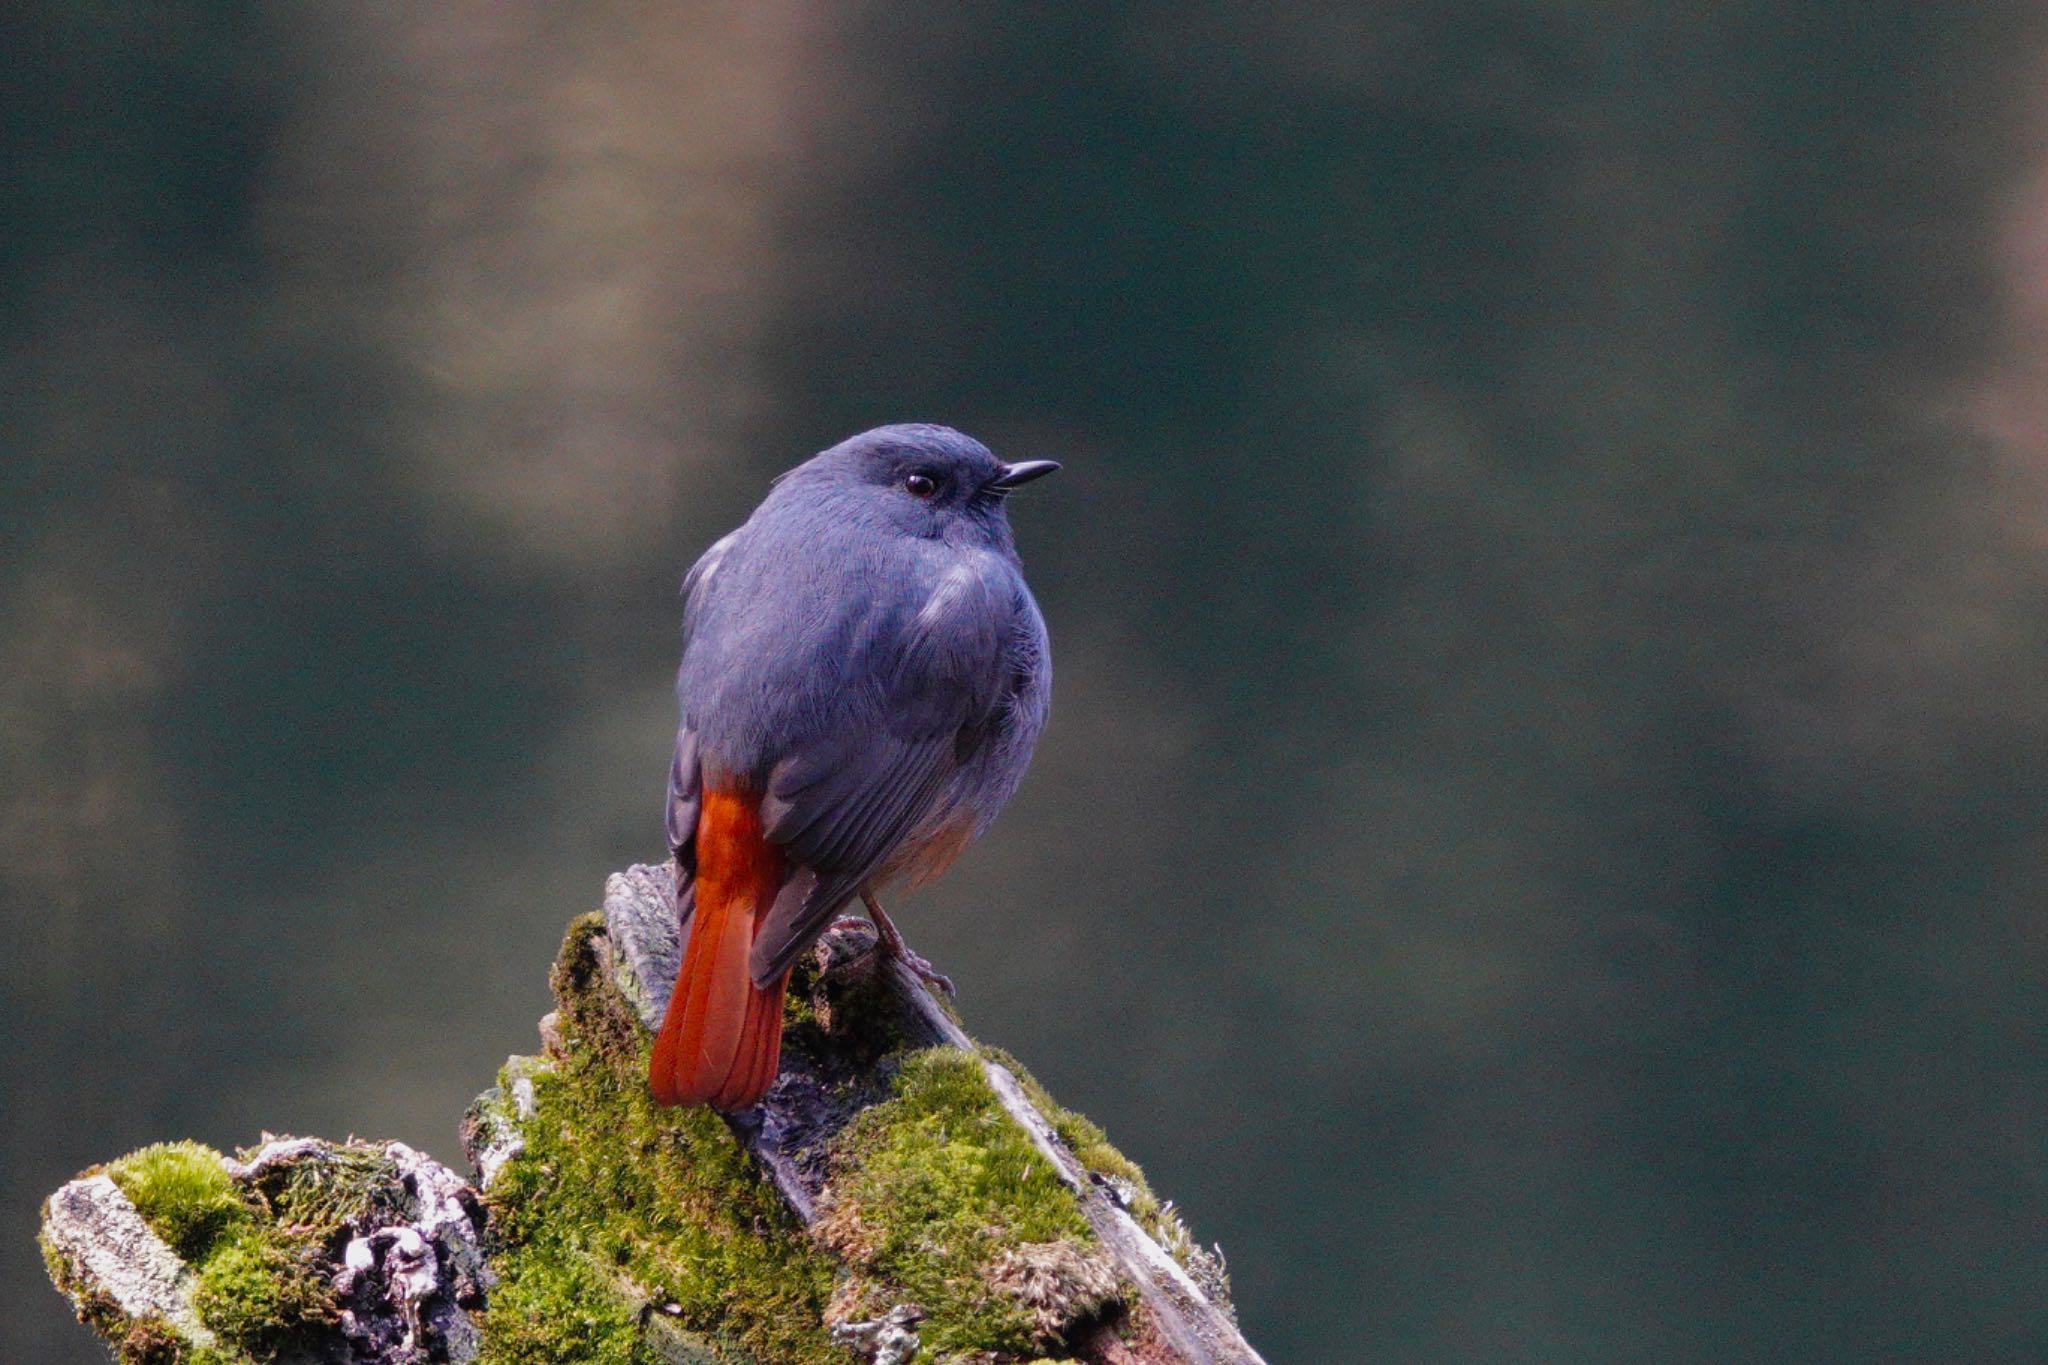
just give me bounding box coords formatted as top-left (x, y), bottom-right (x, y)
top-left (904, 472), bottom-right (938, 499)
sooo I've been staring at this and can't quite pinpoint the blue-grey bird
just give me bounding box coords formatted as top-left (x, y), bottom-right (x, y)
top-left (650, 424), bottom-right (1057, 1109)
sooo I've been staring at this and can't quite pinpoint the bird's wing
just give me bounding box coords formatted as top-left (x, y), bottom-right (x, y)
top-left (743, 557), bottom-right (1019, 983)
top-left (667, 723), bottom-right (701, 871)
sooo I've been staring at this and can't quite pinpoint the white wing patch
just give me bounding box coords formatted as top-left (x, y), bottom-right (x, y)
top-left (917, 552), bottom-right (994, 628)
top-left (690, 531), bottom-right (740, 593)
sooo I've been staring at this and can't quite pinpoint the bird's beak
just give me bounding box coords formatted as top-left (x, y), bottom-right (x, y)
top-left (990, 459), bottom-right (1061, 489)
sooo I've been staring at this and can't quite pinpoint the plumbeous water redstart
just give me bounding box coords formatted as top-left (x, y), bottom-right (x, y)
top-left (650, 424), bottom-right (1057, 1110)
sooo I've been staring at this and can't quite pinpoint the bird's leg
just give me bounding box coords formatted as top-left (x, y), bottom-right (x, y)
top-left (861, 889), bottom-right (955, 996)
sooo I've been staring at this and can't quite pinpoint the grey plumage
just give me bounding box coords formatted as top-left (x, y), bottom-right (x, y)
top-left (668, 424), bottom-right (1054, 986)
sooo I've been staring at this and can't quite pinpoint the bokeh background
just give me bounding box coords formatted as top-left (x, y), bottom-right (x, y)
top-left (10, 3), bottom-right (2048, 1360)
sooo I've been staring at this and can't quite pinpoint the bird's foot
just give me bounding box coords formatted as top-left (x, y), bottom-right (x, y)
top-left (861, 891), bottom-right (956, 996)
top-left (887, 944), bottom-right (955, 997)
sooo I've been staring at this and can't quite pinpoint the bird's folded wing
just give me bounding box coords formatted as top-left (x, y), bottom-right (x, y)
top-left (743, 563), bottom-right (1018, 983)
top-left (667, 724), bottom-right (702, 872)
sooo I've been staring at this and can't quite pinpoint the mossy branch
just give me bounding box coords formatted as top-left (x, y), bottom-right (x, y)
top-left (41, 864), bottom-right (1265, 1365)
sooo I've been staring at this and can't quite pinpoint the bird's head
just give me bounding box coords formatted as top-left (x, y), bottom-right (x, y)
top-left (789, 424), bottom-right (1058, 544)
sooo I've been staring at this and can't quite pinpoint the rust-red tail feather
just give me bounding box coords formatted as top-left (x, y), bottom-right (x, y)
top-left (649, 788), bottom-right (789, 1109)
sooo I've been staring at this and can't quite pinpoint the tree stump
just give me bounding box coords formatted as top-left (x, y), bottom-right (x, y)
top-left (41, 864), bottom-right (1265, 1365)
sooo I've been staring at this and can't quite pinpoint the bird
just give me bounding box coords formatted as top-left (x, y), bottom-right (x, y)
top-left (649, 423), bottom-right (1057, 1110)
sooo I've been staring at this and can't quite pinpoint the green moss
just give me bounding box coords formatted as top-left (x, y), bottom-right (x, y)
top-left (476, 1238), bottom-right (642, 1365)
top-left (192, 1229), bottom-right (337, 1357)
top-left (481, 915), bottom-right (1145, 1361)
top-left (817, 1048), bottom-right (1102, 1357)
top-left (53, 903), bottom-right (1198, 1365)
top-left (477, 913), bottom-right (837, 1365)
top-left (780, 938), bottom-right (915, 1068)
top-left (105, 1142), bottom-right (250, 1261)
top-left (780, 977), bottom-right (820, 1031)
top-left (982, 1044), bottom-right (1225, 1298)
top-left (982, 1048), bottom-right (1157, 1213)
top-left (100, 1139), bottom-right (336, 1359)
top-left (113, 1315), bottom-right (186, 1364)
top-left (38, 1221), bottom-right (89, 1318)
top-left (247, 1140), bottom-right (408, 1236)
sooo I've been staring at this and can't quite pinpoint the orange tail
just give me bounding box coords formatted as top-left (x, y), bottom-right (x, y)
top-left (649, 788), bottom-right (789, 1109)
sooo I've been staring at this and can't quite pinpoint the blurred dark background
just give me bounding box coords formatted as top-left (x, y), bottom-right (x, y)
top-left (10, 3), bottom-right (2048, 1360)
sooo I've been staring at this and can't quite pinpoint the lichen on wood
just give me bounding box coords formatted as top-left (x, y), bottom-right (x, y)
top-left (43, 1135), bottom-right (485, 1364)
top-left (41, 864), bottom-right (1263, 1365)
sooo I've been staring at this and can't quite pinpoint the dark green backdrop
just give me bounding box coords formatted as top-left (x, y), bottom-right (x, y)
top-left (10, 4), bottom-right (2048, 1360)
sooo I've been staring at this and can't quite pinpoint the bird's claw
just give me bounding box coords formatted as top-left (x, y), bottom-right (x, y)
top-left (838, 895), bottom-right (957, 995)
top-left (829, 933), bottom-right (954, 996)
top-left (893, 949), bottom-right (955, 997)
